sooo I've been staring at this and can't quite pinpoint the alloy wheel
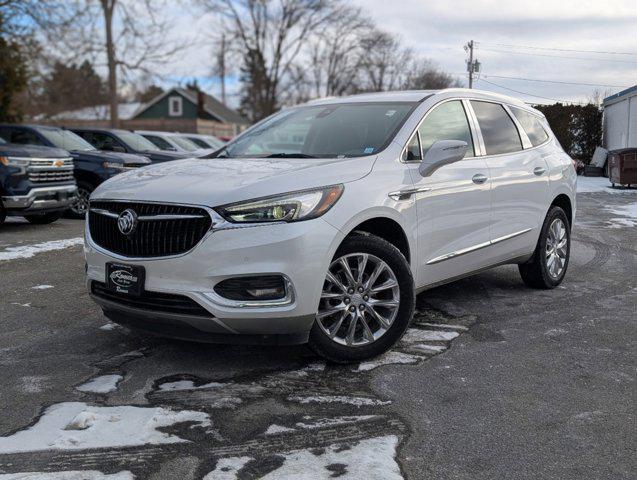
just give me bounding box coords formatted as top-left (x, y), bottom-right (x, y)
top-left (71, 187), bottom-right (90, 216)
top-left (545, 218), bottom-right (567, 279)
top-left (317, 253), bottom-right (400, 347)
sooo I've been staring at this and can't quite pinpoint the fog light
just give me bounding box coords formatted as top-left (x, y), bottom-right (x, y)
top-left (215, 275), bottom-right (287, 301)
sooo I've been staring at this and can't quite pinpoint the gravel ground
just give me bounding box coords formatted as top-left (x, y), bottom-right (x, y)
top-left (0, 179), bottom-right (635, 479)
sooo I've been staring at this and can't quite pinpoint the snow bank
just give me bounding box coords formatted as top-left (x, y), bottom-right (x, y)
top-left (606, 202), bottom-right (637, 228)
top-left (76, 375), bottom-right (123, 394)
top-left (0, 238), bottom-right (83, 262)
top-left (356, 351), bottom-right (421, 372)
top-left (0, 402), bottom-right (210, 454)
top-left (576, 176), bottom-right (635, 194)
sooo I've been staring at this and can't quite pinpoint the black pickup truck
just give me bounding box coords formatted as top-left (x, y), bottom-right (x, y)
top-left (0, 138), bottom-right (77, 225)
top-left (0, 125), bottom-right (151, 217)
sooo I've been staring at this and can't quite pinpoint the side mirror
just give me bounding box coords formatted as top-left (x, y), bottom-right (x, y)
top-left (419, 140), bottom-right (468, 177)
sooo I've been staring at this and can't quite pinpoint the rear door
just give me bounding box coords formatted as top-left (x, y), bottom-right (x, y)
top-left (469, 101), bottom-right (549, 260)
top-left (407, 99), bottom-right (493, 286)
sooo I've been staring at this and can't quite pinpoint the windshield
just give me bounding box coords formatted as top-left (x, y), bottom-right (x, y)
top-left (220, 102), bottom-right (416, 159)
top-left (169, 135), bottom-right (199, 151)
top-left (37, 128), bottom-right (96, 151)
top-left (118, 131), bottom-right (159, 151)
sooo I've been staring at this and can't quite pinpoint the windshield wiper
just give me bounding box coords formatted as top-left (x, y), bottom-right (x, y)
top-left (264, 153), bottom-right (317, 158)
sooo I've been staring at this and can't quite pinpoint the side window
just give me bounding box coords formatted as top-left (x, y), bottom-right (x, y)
top-left (92, 133), bottom-right (124, 151)
top-left (418, 101), bottom-right (475, 157)
top-left (143, 135), bottom-right (172, 150)
top-left (470, 101), bottom-right (522, 155)
top-left (6, 128), bottom-right (45, 146)
top-left (402, 133), bottom-right (421, 161)
top-left (510, 106), bottom-right (549, 147)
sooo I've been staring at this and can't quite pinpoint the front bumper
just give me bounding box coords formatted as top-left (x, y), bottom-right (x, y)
top-left (2, 185), bottom-right (78, 213)
top-left (85, 217), bottom-right (344, 342)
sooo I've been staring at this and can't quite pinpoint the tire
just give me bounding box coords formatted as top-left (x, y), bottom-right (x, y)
top-left (518, 206), bottom-right (570, 289)
top-left (308, 234), bottom-right (415, 363)
top-left (68, 181), bottom-right (93, 219)
top-left (24, 212), bottom-right (62, 225)
top-left (0, 202), bottom-right (6, 226)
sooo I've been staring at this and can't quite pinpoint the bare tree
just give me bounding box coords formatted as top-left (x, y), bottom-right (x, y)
top-left (402, 59), bottom-right (461, 90)
top-left (199, 0), bottom-right (336, 121)
top-left (358, 30), bottom-right (413, 92)
top-left (52, 0), bottom-right (188, 127)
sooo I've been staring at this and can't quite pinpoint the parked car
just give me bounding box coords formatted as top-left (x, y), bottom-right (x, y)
top-left (0, 125), bottom-right (151, 217)
top-left (71, 128), bottom-right (192, 163)
top-left (0, 137), bottom-right (77, 225)
top-left (135, 130), bottom-right (201, 152)
top-left (84, 89), bottom-right (576, 362)
top-left (180, 133), bottom-right (225, 150)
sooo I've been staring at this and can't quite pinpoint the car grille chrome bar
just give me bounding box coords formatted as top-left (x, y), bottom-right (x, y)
top-left (26, 158), bottom-right (75, 184)
top-left (88, 201), bottom-right (213, 258)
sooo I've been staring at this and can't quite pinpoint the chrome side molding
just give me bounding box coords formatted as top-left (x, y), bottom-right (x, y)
top-left (388, 187), bottom-right (432, 200)
top-left (426, 228), bottom-right (533, 265)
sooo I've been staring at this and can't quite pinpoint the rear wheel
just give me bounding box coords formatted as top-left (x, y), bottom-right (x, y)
top-left (68, 181), bottom-right (93, 218)
top-left (308, 235), bottom-right (415, 363)
top-left (518, 206), bottom-right (570, 289)
top-left (24, 212), bottom-right (62, 225)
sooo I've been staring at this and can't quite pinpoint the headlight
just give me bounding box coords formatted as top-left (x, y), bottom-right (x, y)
top-left (0, 156), bottom-right (30, 167)
top-left (217, 185), bottom-right (344, 223)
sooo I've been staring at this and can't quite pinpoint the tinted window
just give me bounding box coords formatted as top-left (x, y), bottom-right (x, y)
top-left (3, 128), bottom-right (46, 146)
top-left (90, 132), bottom-right (126, 151)
top-left (510, 107), bottom-right (549, 147)
top-left (222, 102), bottom-right (416, 159)
top-left (143, 135), bottom-right (173, 150)
top-left (37, 128), bottom-right (95, 151)
top-left (418, 101), bottom-right (475, 157)
top-left (188, 137), bottom-right (209, 148)
top-left (471, 101), bottom-right (522, 155)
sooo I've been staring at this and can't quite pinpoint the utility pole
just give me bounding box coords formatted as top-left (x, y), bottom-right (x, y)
top-left (464, 40), bottom-right (480, 89)
top-left (217, 34), bottom-right (227, 104)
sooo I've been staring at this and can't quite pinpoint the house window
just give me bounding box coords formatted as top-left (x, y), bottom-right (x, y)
top-left (168, 96), bottom-right (183, 117)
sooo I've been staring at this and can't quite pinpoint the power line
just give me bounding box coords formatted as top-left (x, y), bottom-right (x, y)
top-left (477, 78), bottom-right (589, 105)
top-left (481, 74), bottom-right (629, 89)
top-left (478, 47), bottom-right (637, 64)
top-left (478, 42), bottom-right (637, 56)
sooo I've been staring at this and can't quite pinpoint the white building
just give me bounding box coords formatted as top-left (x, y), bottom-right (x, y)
top-left (603, 85), bottom-right (637, 151)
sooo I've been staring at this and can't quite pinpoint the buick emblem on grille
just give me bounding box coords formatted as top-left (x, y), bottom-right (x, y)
top-left (117, 209), bottom-right (138, 235)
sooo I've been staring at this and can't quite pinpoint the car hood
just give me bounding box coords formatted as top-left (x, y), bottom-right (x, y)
top-left (0, 143), bottom-right (70, 158)
top-left (71, 150), bottom-right (151, 165)
top-left (138, 150), bottom-right (192, 162)
top-left (92, 156), bottom-right (375, 207)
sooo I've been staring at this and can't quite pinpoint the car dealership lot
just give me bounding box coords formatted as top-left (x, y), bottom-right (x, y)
top-left (0, 180), bottom-right (635, 479)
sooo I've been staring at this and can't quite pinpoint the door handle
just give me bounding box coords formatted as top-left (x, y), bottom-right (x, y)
top-left (534, 166), bottom-right (546, 176)
top-left (472, 173), bottom-right (488, 184)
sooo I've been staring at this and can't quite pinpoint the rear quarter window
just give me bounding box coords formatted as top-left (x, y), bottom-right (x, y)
top-left (510, 107), bottom-right (549, 147)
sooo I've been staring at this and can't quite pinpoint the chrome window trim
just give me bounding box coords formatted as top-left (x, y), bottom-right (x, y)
top-left (400, 97), bottom-right (479, 164)
top-left (426, 227), bottom-right (533, 265)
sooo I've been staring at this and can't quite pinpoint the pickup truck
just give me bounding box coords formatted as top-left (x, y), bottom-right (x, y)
top-left (0, 138), bottom-right (77, 225)
top-left (0, 125), bottom-right (151, 217)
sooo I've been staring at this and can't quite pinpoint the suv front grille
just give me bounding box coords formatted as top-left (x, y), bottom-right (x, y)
top-left (88, 201), bottom-right (212, 258)
top-left (91, 281), bottom-right (211, 317)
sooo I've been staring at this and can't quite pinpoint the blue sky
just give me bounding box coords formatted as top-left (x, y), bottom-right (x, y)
top-left (156, 0), bottom-right (637, 106)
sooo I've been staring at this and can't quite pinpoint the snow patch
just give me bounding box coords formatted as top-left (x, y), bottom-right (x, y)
top-left (158, 379), bottom-right (225, 391)
top-left (295, 415), bottom-right (378, 430)
top-left (576, 176), bottom-right (635, 194)
top-left (418, 322), bottom-right (468, 331)
top-left (409, 344), bottom-right (447, 354)
top-left (99, 323), bottom-right (121, 331)
top-left (264, 424), bottom-right (297, 435)
top-left (356, 351), bottom-right (421, 371)
top-left (0, 238), bottom-right (84, 262)
top-left (204, 435), bottom-right (402, 480)
top-left (402, 329), bottom-right (459, 342)
top-left (0, 402), bottom-right (210, 454)
top-left (76, 375), bottom-right (123, 394)
top-left (0, 472), bottom-right (133, 480)
top-left (31, 284), bottom-right (54, 290)
top-left (20, 376), bottom-right (49, 394)
top-left (203, 457), bottom-right (253, 480)
top-left (288, 395), bottom-right (391, 407)
top-left (11, 302), bottom-right (31, 308)
top-left (606, 203), bottom-right (637, 228)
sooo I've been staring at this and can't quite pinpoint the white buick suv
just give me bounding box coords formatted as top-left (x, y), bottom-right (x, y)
top-left (85, 89), bottom-right (576, 362)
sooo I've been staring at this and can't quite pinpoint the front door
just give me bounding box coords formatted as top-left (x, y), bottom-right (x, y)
top-left (407, 99), bottom-right (493, 287)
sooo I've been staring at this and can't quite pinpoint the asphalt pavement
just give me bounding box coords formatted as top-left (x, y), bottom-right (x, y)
top-left (0, 182), bottom-right (635, 479)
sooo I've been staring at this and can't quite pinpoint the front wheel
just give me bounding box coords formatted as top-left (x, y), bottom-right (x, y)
top-left (68, 181), bottom-right (93, 218)
top-left (308, 234), bottom-right (415, 363)
top-left (518, 206), bottom-right (571, 289)
top-left (24, 212), bottom-right (62, 225)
